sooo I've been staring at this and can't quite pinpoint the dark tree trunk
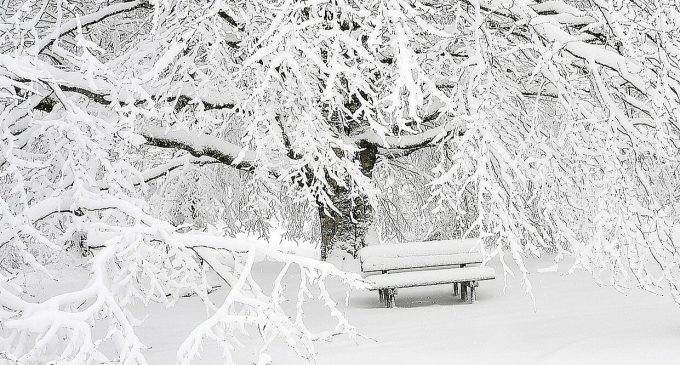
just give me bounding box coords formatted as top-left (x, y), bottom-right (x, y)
top-left (319, 141), bottom-right (377, 260)
top-left (318, 186), bottom-right (374, 260)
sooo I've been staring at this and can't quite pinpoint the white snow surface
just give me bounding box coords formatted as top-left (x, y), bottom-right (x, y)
top-left (20, 254), bottom-right (680, 364)
top-left (365, 266), bottom-right (495, 289)
top-left (359, 239), bottom-right (483, 272)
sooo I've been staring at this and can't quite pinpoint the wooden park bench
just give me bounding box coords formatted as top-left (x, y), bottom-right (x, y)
top-left (358, 239), bottom-right (495, 308)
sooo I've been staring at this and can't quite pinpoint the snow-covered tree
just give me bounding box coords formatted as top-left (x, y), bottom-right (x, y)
top-left (1, 0), bottom-right (680, 362)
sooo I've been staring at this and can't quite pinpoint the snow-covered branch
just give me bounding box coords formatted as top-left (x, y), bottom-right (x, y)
top-left (1, 184), bottom-right (366, 362)
top-left (140, 127), bottom-right (256, 172)
top-left (30, 0), bottom-right (150, 55)
top-left (357, 116), bottom-right (467, 153)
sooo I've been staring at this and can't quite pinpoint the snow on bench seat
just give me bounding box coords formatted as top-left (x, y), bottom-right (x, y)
top-left (359, 239), bottom-right (482, 272)
top-left (365, 266), bottom-right (495, 290)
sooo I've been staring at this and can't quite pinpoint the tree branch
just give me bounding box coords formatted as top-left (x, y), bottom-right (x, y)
top-left (133, 156), bottom-right (219, 185)
top-left (480, 0), bottom-right (652, 95)
top-left (139, 127), bottom-right (256, 172)
top-left (30, 0), bottom-right (150, 55)
top-left (356, 121), bottom-right (465, 154)
top-left (27, 85), bottom-right (234, 114)
top-left (61, 156), bottom-right (219, 191)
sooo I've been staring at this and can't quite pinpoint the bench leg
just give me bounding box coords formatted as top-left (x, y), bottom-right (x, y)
top-left (453, 282), bottom-right (459, 296)
top-left (469, 281), bottom-right (477, 303)
top-left (460, 282), bottom-right (468, 302)
top-left (385, 288), bottom-right (396, 308)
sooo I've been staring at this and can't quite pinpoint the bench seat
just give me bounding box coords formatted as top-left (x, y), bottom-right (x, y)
top-left (365, 266), bottom-right (495, 290)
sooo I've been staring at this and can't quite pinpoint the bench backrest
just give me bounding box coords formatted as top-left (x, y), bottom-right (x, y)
top-left (358, 239), bottom-right (483, 273)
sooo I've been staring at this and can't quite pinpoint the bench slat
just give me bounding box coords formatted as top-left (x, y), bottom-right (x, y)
top-left (361, 253), bottom-right (482, 272)
top-left (359, 239), bottom-right (482, 272)
top-left (365, 266), bottom-right (495, 290)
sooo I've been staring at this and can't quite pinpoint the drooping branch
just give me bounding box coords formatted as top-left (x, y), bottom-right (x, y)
top-left (480, 0), bottom-right (656, 98)
top-left (1, 183), bottom-right (366, 362)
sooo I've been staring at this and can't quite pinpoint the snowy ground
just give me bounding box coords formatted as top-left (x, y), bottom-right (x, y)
top-left (14, 252), bottom-right (680, 364)
top-left (129, 255), bottom-right (680, 365)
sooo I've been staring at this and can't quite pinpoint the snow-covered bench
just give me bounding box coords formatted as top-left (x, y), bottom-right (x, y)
top-left (358, 239), bottom-right (495, 308)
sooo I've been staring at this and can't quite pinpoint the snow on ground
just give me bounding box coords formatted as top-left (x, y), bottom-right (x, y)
top-left (14, 250), bottom-right (680, 364)
top-left (131, 254), bottom-right (680, 364)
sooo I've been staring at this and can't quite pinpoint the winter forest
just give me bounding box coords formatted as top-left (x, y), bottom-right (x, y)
top-left (1, 0), bottom-right (680, 363)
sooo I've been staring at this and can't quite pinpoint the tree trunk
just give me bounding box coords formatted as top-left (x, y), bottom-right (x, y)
top-left (319, 141), bottom-right (377, 260)
top-left (319, 187), bottom-right (374, 260)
